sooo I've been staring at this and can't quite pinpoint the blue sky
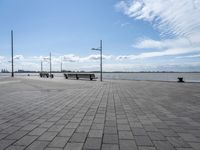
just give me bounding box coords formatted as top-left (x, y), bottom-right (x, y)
top-left (0, 0), bottom-right (200, 71)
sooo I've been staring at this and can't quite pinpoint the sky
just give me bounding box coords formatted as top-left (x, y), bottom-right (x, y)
top-left (0, 0), bottom-right (200, 72)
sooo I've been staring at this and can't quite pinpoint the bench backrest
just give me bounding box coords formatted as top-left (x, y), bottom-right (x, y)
top-left (64, 73), bottom-right (95, 78)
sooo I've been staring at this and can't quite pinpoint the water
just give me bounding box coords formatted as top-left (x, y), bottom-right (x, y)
top-left (1, 72), bottom-right (200, 82)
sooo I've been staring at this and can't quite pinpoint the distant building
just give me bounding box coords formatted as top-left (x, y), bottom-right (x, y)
top-left (1, 69), bottom-right (9, 73)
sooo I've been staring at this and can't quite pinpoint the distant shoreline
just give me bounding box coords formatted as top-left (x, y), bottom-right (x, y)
top-left (1, 71), bottom-right (200, 73)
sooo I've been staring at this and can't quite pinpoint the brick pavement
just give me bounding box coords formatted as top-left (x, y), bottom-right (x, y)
top-left (0, 77), bottom-right (200, 150)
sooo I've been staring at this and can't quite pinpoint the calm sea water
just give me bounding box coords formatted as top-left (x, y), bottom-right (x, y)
top-left (0, 72), bottom-right (200, 82)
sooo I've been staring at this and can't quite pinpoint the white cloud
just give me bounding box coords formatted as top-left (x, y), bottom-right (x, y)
top-left (177, 54), bottom-right (200, 59)
top-left (62, 54), bottom-right (80, 62)
top-left (59, 54), bottom-right (112, 63)
top-left (116, 0), bottom-right (200, 37)
top-left (121, 22), bottom-right (131, 27)
top-left (116, 0), bottom-right (200, 58)
top-left (117, 47), bottom-right (200, 60)
top-left (80, 55), bottom-right (113, 62)
top-left (14, 55), bottom-right (24, 60)
top-left (0, 56), bottom-right (5, 63)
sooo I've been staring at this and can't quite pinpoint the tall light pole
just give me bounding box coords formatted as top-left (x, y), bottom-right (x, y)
top-left (91, 40), bottom-right (103, 82)
top-left (60, 59), bottom-right (63, 73)
top-left (11, 30), bottom-right (14, 77)
top-left (41, 61), bottom-right (43, 72)
top-left (49, 52), bottom-right (52, 75)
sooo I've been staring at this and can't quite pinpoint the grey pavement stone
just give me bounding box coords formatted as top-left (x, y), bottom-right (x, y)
top-left (64, 142), bottom-right (83, 150)
top-left (178, 133), bottom-right (199, 142)
top-left (132, 128), bottom-right (147, 136)
top-left (48, 136), bottom-right (69, 148)
top-left (20, 124), bottom-right (38, 131)
top-left (1, 126), bottom-right (21, 134)
top-left (5, 130), bottom-right (28, 140)
top-left (81, 120), bottom-right (93, 126)
top-left (71, 117), bottom-right (82, 123)
top-left (117, 119), bottom-right (129, 124)
top-left (176, 148), bottom-right (194, 150)
top-left (14, 135), bottom-right (38, 146)
top-left (39, 132), bottom-right (58, 141)
top-left (55, 119), bottom-right (69, 125)
top-left (135, 136), bottom-right (153, 146)
top-left (105, 121), bottom-right (116, 127)
top-left (40, 122), bottom-right (55, 128)
top-left (83, 138), bottom-right (101, 150)
top-left (26, 141), bottom-right (49, 150)
top-left (143, 125), bottom-right (158, 132)
top-left (65, 122), bottom-right (79, 129)
top-left (59, 128), bottom-right (75, 137)
top-left (76, 126), bottom-right (90, 133)
top-left (44, 148), bottom-right (62, 150)
top-left (33, 119), bottom-right (47, 124)
top-left (70, 133), bottom-right (87, 143)
top-left (0, 140), bottom-right (15, 150)
top-left (119, 131), bottom-right (134, 139)
top-left (159, 129), bottom-right (178, 137)
top-left (103, 134), bottom-right (118, 144)
top-left (138, 147), bottom-right (156, 150)
top-left (147, 132), bottom-right (166, 141)
top-left (104, 126), bottom-right (117, 134)
top-left (5, 145), bottom-right (25, 150)
top-left (29, 127), bottom-right (47, 136)
top-left (189, 142), bottom-right (200, 150)
top-left (119, 140), bottom-right (138, 150)
top-left (0, 133), bottom-right (8, 140)
top-left (101, 144), bottom-right (119, 150)
top-left (91, 124), bottom-right (104, 130)
top-left (167, 137), bottom-right (191, 148)
top-left (88, 130), bottom-right (103, 138)
top-left (153, 141), bottom-right (176, 150)
top-left (48, 125), bottom-right (64, 132)
top-left (117, 124), bottom-right (131, 131)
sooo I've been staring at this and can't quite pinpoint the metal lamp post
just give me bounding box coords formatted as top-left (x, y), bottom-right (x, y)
top-left (41, 61), bottom-right (43, 72)
top-left (91, 40), bottom-right (103, 82)
top-left (60, 57), bottom-right (63, 73)
top-left (11, 30), bottom-right (14, 77)
top-left (49, 52), bottom-right (52, 76)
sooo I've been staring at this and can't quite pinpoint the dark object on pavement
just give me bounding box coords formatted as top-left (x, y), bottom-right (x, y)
top-left (50, 74), bottom-right (54, 78)
top-left (177, 77), bottom-right (184, 82)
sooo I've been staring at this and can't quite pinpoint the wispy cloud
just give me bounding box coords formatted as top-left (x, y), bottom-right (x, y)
top-left (177, 54), bottom-right (200, 59)
top-left (14, 55), bottom-right (24, 60)
top-left (0, 56), bottom-right (5, 63)
top-left (121, 22), bottom-right (131, 27)
top-left (116, 47), bottom-right (200, 60)
top-left (116, 0), bottom-right (200, 58)
top-left (116, 0), bottom-right (200, 37)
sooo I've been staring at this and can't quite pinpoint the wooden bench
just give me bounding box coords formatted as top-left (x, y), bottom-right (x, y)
top-left (40, 72), bottom-right (54, 78)
top-left (64, 73), bottom-right (97, 80)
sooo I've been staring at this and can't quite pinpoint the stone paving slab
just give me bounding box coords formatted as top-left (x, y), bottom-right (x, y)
top-left (0, 77), bottom-right (200, 150)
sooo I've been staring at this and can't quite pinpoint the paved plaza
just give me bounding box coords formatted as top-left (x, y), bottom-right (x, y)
top-left (0, 77), bottom-right (200, 150)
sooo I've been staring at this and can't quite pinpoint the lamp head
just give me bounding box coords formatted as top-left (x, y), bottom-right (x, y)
top-left (91, 48), bottom-right (100, 51)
